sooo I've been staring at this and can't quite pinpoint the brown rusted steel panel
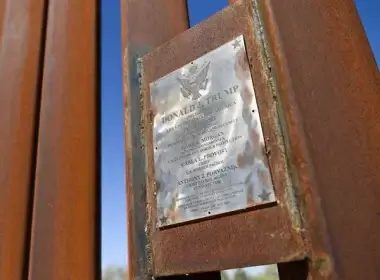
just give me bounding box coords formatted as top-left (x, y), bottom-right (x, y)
top-left (28, 0), bottom-right (100, 279)
top-left (120, 0), bottom-right (190, 279)
top-left (0, 0), bottom-right (47, 279)
top-left (0, 2), bottom-right (4, 37)
top-left (258, 0), bottom-right (380, 279)
top-left (142, 1), bottom-right (306, 276)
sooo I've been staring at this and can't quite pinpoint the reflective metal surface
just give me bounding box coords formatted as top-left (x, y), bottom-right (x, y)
top-left (151, 35), bottom-right (276, 227)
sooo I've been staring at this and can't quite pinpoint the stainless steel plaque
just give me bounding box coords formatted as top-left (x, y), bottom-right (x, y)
top-left (151, 35), bottom-right (276, 227)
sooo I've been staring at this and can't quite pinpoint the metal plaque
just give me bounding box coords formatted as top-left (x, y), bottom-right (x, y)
top-left (151, 35), bottom-right (276, 227)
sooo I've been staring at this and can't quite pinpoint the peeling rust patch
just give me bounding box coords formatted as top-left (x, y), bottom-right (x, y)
top-left (313, 254), bottom-right (333, 278)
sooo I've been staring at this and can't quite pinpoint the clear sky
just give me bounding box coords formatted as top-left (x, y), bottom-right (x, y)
top-left (101, 0), bottom-right (379, 272)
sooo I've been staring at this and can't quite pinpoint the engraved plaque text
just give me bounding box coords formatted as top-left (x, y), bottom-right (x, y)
top-left (151, 35), bottom-right (276, 227)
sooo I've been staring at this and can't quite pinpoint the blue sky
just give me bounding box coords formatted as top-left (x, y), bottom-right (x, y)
top-left (101, 0), bottom-right (379, 271)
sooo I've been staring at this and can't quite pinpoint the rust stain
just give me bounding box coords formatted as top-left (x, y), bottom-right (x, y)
top-left (312, 253), bottom-right (333, 278)
top-left (0, 0), bottom-right (47, 279)
top-left (28, 0), bottom-right (100, 279)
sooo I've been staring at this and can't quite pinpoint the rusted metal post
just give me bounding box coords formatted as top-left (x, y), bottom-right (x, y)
top-left (125, 0), bottom-right (379, 278)
top-left (228, 0), bottom-right (380, 279)
top-left (258, 0), bottom-right (380, 279)
top-left (121, 0), bottom-right (221, 279)
top-left (120, 0), bottom-right (188, 278)
top-left (0, 1), bottom-right (47, 279)
top-left (28, 0), bottom-right (100, 279)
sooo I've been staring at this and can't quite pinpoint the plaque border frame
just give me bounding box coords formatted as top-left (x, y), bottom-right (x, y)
top-left (141, 1), bottom-right (306, 276)
top-left (151, 35), bottom-right (278, 228)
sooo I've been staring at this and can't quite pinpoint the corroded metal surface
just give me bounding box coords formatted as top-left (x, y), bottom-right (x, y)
top-left (0, 0), bottom-right (47, 279)
top-left (142, 1), bottom-right (306, 276)
top-left (259, 0), bottom-right (380, 279)
top-left (152, 36), bottom-right (275, 227)
top-left (120, 0), bottom-right (190, 279)
top-left (28, 0), bottom-right (100, 279)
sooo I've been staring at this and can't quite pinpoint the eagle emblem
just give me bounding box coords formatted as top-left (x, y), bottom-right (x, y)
top-left (177, 61), bottom-right (210, 100)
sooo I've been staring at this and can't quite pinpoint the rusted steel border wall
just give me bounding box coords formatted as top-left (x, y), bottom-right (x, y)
top-left (125, 0), bottom-right (379, 278)
top-left (119, 0), bottom-right (219, 279)
top-left (142, 1), bottom-right (306, 275)
top-left (239, 0), bottom-right (380, 278)
top-left (28, 0), bottom-right (100, 279)
top-left (0, 1), bottom-right (48, 279)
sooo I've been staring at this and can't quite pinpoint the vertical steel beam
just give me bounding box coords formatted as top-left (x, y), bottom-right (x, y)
top-left (28, 0), bottom-right (100, 279)
top-left (120, 0), bottom-right (189, 278)
top-left (259, 0), bottom-right (379, 279)
top-left (0, 1), bottom-right (47, 279)
top-left (228, 0), bottom-right (380, 279)
top-left (121, 1), bottom-right (218, 279)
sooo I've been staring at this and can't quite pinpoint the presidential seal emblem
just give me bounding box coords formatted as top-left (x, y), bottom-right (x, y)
top-left (177, 61), bottom-right (210, 100)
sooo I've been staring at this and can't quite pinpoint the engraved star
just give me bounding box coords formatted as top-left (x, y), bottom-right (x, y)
top-left (232, 39), bottom-right (241, 49)
top-left (159, 216), bottom-right (168, 225)
top-left (258, 189), bottom-right (271, 202)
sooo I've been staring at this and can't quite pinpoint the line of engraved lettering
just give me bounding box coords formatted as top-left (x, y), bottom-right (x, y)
top-left (207, 160), bottom-right (224, 168)
top-left (177, 174), bottom-right (204, 186)
top-left (161, 104), bottom-right (198, 124)
top-left (182, 112), bottom-right (211, 124)
top-left (159, 85), bottom-right (238, 126)
top-left (203, 148), bottom-right (228, 160)
top-left (182, 177), bottom-right (212, 189)
top-left (200, 186), bottom-right (233, 197)
top-left (178, 185), bottom-right (240, 211)
top-left (205, 164), bottom-right (238, 177)
top-left (215, 101), bottom-right (237, 113)
top-left (184, 159), bottom-right (211, 175)
top-left (180, 157), bottom-right (201, 168)
top-left (223, 85), bottom-right (239, 95)
top-left (209, 118), bottom-right (237, 131)
top-left (183, 136), bottom-right (225, 152)
top-left (179, 164), bottom-right (238, 190)
top-left (193, 178), bottom-right (222, 190)
top-left (167, 153), bottom-right (191, 164)
top-left (185, 164), bottom-right (209, 175)
top-left (229, 135), bottom-right (243, 143)
top-left (180, 140), bottom-right (201, 151)
top-left (183, 115), bottom-right (216, 133)
top-left (198, 159), bottom-right (210, 166)
top-left (167, 139), bottom-right (185, 148)
top-left (180, 133), bottom-right (225, 153)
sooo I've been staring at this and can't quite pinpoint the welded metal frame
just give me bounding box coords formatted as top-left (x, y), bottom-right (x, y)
top-left (123, 0), bottom-right (380, 279)
top-left (120, 0), bottom-right (220, 279)
top-left (141, 1), bottom-right (306, 276)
